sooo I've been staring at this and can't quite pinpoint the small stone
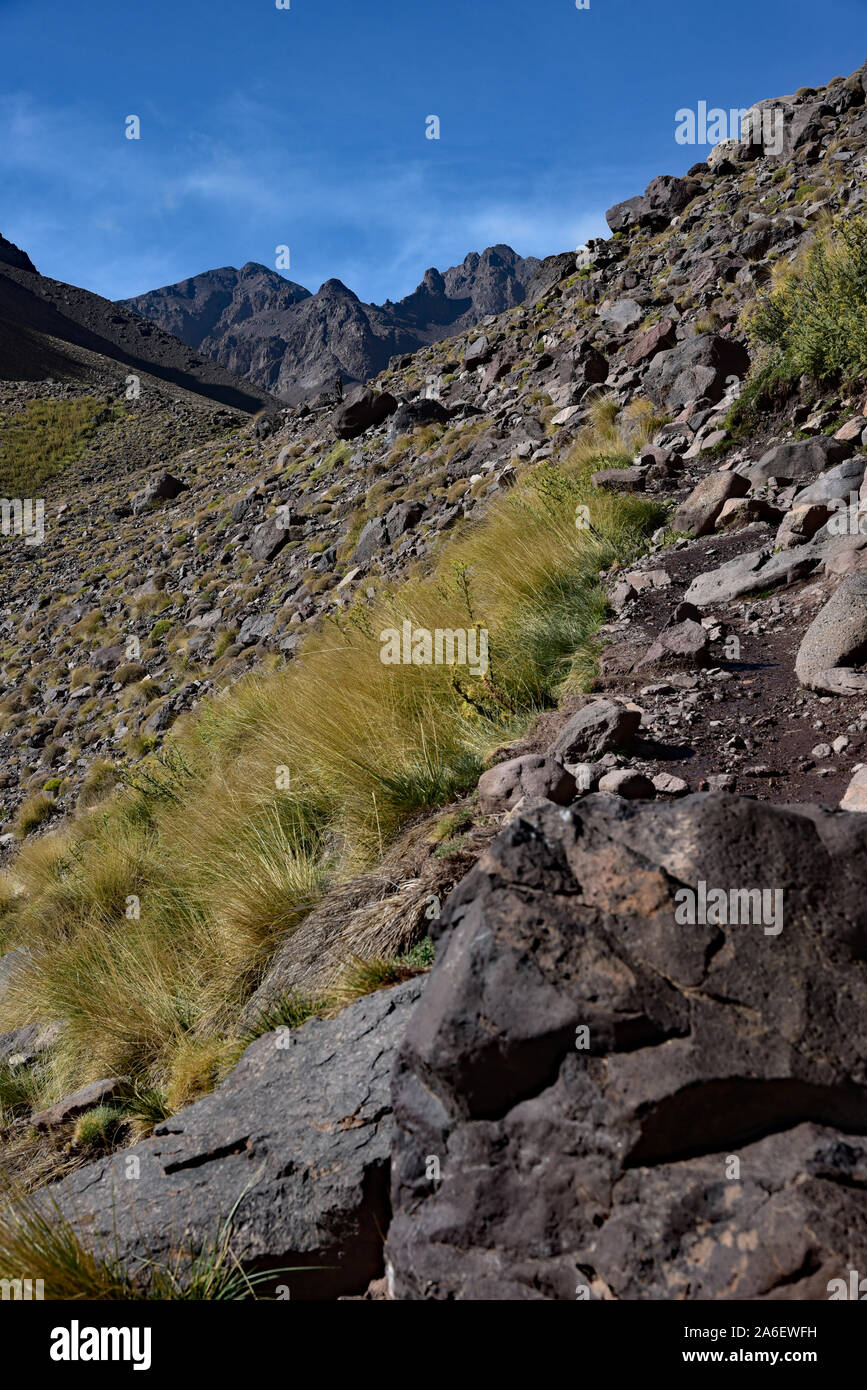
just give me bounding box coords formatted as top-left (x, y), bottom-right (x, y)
top-left (477, 755), bottom-right (576, 814)
top-left (597, 769), bottom-right (655, 799)
top-left (652, 773), bottom-right (689, 796)
top-left (31, 1077), bottom-right (128, 1132)
top-left (700, 773), bottom-right (737, 792)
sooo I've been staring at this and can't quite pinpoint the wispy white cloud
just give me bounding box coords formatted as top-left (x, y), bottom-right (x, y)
top-left (0, 89), bottom-right (610, 303)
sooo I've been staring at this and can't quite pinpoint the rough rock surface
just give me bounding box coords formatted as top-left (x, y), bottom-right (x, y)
top-left (643, 335), bottom-right (749, 410)
top-left (746, 436), bottom-right (852, 488)
top-left (673, 471), bottom-right (749, 537)
top-left (548, 699), bottom-right (641, 762)
top-left (795, 573), bottom-right (867, 693)
top-left (476, 755), bottom-right (575, 813)
top-left (51, 978), bottom-right (423, 1299)
top-left (388, 795), bottom-right (867, 1300)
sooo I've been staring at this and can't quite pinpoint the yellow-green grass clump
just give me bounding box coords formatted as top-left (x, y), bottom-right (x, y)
top-left (0, 410), bottom-right (663, 1110)
top-left (0, 397), bottom-right (117, 495)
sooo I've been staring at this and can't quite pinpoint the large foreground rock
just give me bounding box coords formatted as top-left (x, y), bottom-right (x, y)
top-left (51, 978), bottom-right (423, 1300)
top-left (388, 794), bottom-right (867, 1300)
top-left (643, 335), bottom-right (749, 410)
top-left (746, 436), bottom-right (852, 488)
top-left (685, 542), bottom-right (823, 606)
top-left (795, 573), bottom-right (867, 693)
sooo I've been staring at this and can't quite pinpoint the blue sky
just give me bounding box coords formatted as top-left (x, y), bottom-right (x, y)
top-left (1, 0), bottom-right (864, 304)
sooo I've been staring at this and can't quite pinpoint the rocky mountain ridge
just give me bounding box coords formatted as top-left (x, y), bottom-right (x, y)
top-left (0, 237), bottom-right (277, 414)
top-left (119, 245), bottom-right (541, 402)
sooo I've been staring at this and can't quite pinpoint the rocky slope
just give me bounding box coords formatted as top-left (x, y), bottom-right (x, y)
top-left (120, 246), bottom-right (541, 402)
top-left (0, 237), bottom-right (276, 414)
top-left (3, 59), bottom-right (867, 1300)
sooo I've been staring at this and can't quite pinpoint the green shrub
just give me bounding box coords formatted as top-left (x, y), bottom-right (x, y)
top-left (747, 211), bottom-right (867, 385)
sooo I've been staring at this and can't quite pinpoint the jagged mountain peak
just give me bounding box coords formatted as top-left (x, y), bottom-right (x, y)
top-left (120, 243), bottom-right (541, 402)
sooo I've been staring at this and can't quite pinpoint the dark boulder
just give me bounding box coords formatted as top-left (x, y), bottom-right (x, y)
top-left (386, 500), bottom-right (424, 543)
top-left (249, 512), bottom-right (292, 564)
top-left (643, 334), bottom-right (749, 410)
top-left (333, 387), bottom-right (398, 440)
top-left (606, 176), bottom-right (700, 235)
top-left (352, 516), bottom-right (389, 564)
top-left (388, 794), bottom-right (867, 1299)
top-left (131, 472), bottom-right (187, 515)
top-left (254, 410), bottom-right (282, 441)
top-left (605, 195), bottom-right (647, 234)
top-left (390, 398), bottom-right (450, 434)
top-left (50, 979), bottom-right (423, 1300)
top-left (523, 252), bottom-right (579, 307)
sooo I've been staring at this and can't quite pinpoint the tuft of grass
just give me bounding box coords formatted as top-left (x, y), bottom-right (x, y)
top-left (14, 793), bottom-right (56, 839)
top-left (165, 1036), bottom-right (234, 1114)
top-left (327, 948), bottom-right (430, 1008)
top-left (123, 1082), bottom-right (171, 1132)
top-left (149, 618), bottom-right (173, 643)
top-left (431, 808), bottom-right (473, 841)
top-left (0, 1060), bottom-right (46, 1125)
top-left (212, 629), bottom-right (236, 660)
top-left (72, 1104), bottom-right (127, 1151)
top-left (77, 758), bottom-right (118, 810)
top-left (239, 991), bottom-right (328, 1046)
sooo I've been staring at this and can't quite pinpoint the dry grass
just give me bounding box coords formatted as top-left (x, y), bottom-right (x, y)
top-left (0, 397), bottom-right (116, 495)
top-left (0, 407), bottom-right (663, 1116)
